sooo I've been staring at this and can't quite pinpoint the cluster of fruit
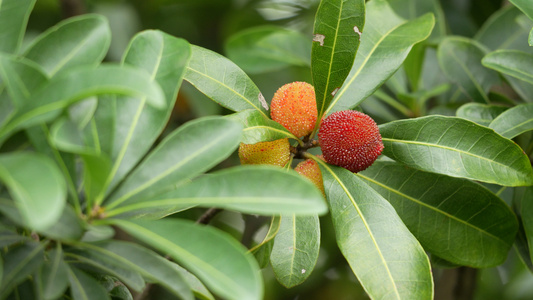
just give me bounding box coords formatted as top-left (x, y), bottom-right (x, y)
top-left (238, 81), bottom-right (384, 195)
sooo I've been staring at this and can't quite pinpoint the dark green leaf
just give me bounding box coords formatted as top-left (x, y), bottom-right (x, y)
top-left (250, 216), bottom-right (280, 269)
top-left (0, 242), bottom-right (45, 298)
top-left (225, 26), bottom-right (311, 73)
top-left (0, 64), bottom-right (166, 142)
top-left (0, 228), bottom-right (29, 248)
top-left (109, 218), bottom-right (263, 300)
top-left (80, 225), bottom-right (115, 243)
top-left (185, 45), bottom-right (268, 117)
top-left (0, 152), bottom-right (66, 230)
top-left (510, 0), bottom-right (533, 21)
top-left (0, 0), bottom-right (35, 54)
top-left (482, 50), bottom-right (533, 85)
top-left (437, 37), bottom-right (499, 103)
top-left (105, 117), bottom-right (242, 211)
top-left (271, 215), bottom-right (320, 288)
top-left (106, 166), bottom-right (328, 218)
top-left (23, 14), bottom-right (111, 77)
top-left (67, 266), bottom-right (110, 300)
top-left (101, 30), bottom-right (191, 196)
top-left (379, 116), bottom-right (533, 186)
top-left (456, 103), bottom-right (508, 126)
top-left (312, 0), bottom-right (365, 120)
top-left (327, 0), bottom-right (434, 114)
top-left (37, 245), bottom-right (69, 300)
top-left (228, 110), bottom-right (297, 144)
top-left (514, 186), bottom-right (533, 271)
top-left (359, 161), bottom-right (518, 267)
top-left (318, 161), bottom-right (433, 299)
top-left (172, 263), bottom-right (215, 300)
top-left (489, 103), bottom-right (533, 139)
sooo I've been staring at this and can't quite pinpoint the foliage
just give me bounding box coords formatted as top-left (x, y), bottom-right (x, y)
top-left (1, 0), bottom-right (533, 299)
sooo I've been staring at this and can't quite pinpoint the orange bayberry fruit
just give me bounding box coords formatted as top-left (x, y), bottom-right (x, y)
top-left (318, 110), bottom-right (384, 173)
top-left (295, 159), bottom-right (325, 196)
top-left (271, 82), bottom-right (317, 138)
top-left (238, 138), bottom-right (290, 167)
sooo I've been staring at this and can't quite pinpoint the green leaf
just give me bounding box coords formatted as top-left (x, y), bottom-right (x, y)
top-left (0, 64), bottom-right (166, 142)
top-left (172, 263), bottom-right (215, 300)
top-left (456, 103), bottom-right (508, 126)
top-left (514, 186), bottom-right (533, 270)
top-left (228, 110), bottom-right (297, 144)
top-left (0, 0), bottom-right (35, 54)
top-left (106, 166), bottom-right (327, 218)
top-left (0, 152), bottom-right (66, 230)
top-left (510, 0), bottom-right (533, 21)
top-left (359, 161), bottom-right (518, 267)
top-left (250, 216), bottom-right (281, 268)
top-left (271, 215), bottom-right (320, 288)
top-left (108, 218), bottom-right (263, 300)
top-left (489, 103), bottom-right (533, 139)
top-left (184, 45), bottom-right (268, 117)
top-left (102, 31), bottom-right (191, 196)
top-left (50, 117), bottom-right (99, 155)
top-left (105, 116), bottom-right (242, 210)
top-left (437, 37), bottom-right (499, 103)
top-left (0, 54), bottom-right (48, 110)
top-left (0, 227), bottom-right (29, 248)
top-left (76, 241), bottom-right (193, 300)
top-left (379, 115), bottom-right (533, 186)
top-left (475, 6), bottom-right (533, 53)
top-left (23, 14), bottom-right (111, 77)
top-left (318, 161), bottom-right (433, 300)
top-left (387, 0), bottom-right (446, 43)
top-left (326, 0), bottom-right (435, 114)
top-left (0, 242), bottom-right (45, 298)
top-left (225, 26), bottom-right (311, 73)
top-left (311, 0), bottom-right (365, 120)
top-left (530, 28), bottom-right (533, 46)
top-left (65, 250), bottom-right (145, 292)
top-left (482, 50), bottom-right (533, 85)
top-left (67, 266), bottom-right (110, 300)
top-left (37, 245), bottom-right (69, 300)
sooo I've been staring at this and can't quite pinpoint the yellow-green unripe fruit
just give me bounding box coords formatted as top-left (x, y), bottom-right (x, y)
top-left (294, 159), bottom-right (325, 196)
top-left (271, 81), bottom-right (317, 138)
top-left (238, 138), bottom-right (291, 167)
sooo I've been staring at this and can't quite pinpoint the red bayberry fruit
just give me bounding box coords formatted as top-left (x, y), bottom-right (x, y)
top-left (294, 159), bottom-right (325, 196)
top-left (238, 138), bottom-right (291, 167)
top-left (318, 110), bottom-right (383, 173)
top-left (270, 82), bottom-right (317, 138)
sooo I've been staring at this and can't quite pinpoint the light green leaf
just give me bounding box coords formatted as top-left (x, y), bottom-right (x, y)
top-left (105, 116), bottom-right (242, 211)
top-left (225, 26), bottom-right (311, 73)
top-left (271, 214), bottom-right (320, 288)
top-left (387, 0), bottom-right (446, 43)
top-left (379, 116), bottom-right (533, 186)
top-left (530, 28), bottom-right (533, 46)
top-left (0, 152), bottom-right (66, 230)
top-left (0, 64), bottom-right (166, 142)
top-left (312, 0), bottom-right (365, 121)
top-left (185, 45), bottom-right (268, 117)
top-left (510, 0), bottom-right (533, 21)
top-left (437, 37), bottom-right (499, 103)
top-left (482, 50), bottom-right (533, 85)
top-left (0, 0), bottom-right (35, 54)
top-left (23, 14), bottom-right (111, 77)
top-left (102, 30), bottom-right (191, 196)
top-left (250, 216), bottom-right (281, 268)
top-left (228, 110), bottom-right (297, 144)
top-left (489, 103), bottom-right (533, 139)
top-left (67, 266), bottom-right (111, 300)
top-left (172, 263), bottom-right (215, 300)
top-left (475, 6), bottom-right (533, 53)
top-left (327, 0), bottom-right (434, 114)
top-left (456, 103), bottom-right (508, 126)
top-left (0, 242), bottom-right (45, 298)
top-left (75, 241), bottom-right (193, 300)
top-left (108, 218), bottom-right (263, 300)
top-left (37, 245), bottom-right (69, 300)
top-left (106, 166), bottom-right (327, 218)
top-left (318, 161), bottom-right (433, 300)
top-left (359, 161), bottom-right (518, 267)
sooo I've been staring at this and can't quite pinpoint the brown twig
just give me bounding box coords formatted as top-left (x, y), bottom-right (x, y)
top-left (196, 208), bottom-right (223, 225)
top-left (59, 0), bottom-right (86, 18)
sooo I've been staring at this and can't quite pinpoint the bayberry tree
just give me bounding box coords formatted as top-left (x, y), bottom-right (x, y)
top-left (1, 0), bottom-right (533, 300)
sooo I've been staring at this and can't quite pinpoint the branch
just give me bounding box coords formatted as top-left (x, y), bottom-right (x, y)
top-left (59, 0), bottom-right (86, 18)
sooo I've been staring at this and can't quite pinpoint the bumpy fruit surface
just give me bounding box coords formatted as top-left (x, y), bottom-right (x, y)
top-left (238, 138), bottom-right (290, 167)
top-left (295, 159), bottom-right (325, 196)
top-left (318, 110), bottom-right (383, 173)
top-left (270, 81), bottom-right (317, 138)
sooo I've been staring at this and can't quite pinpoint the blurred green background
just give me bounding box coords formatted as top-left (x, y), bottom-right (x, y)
top-left (26, 0), bottom-right (533, 299)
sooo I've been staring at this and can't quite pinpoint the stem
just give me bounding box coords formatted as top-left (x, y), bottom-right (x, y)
top-left (59, 0), bottom-right (86, 18)
top-left (196, 208), bottom-right (223, 225)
